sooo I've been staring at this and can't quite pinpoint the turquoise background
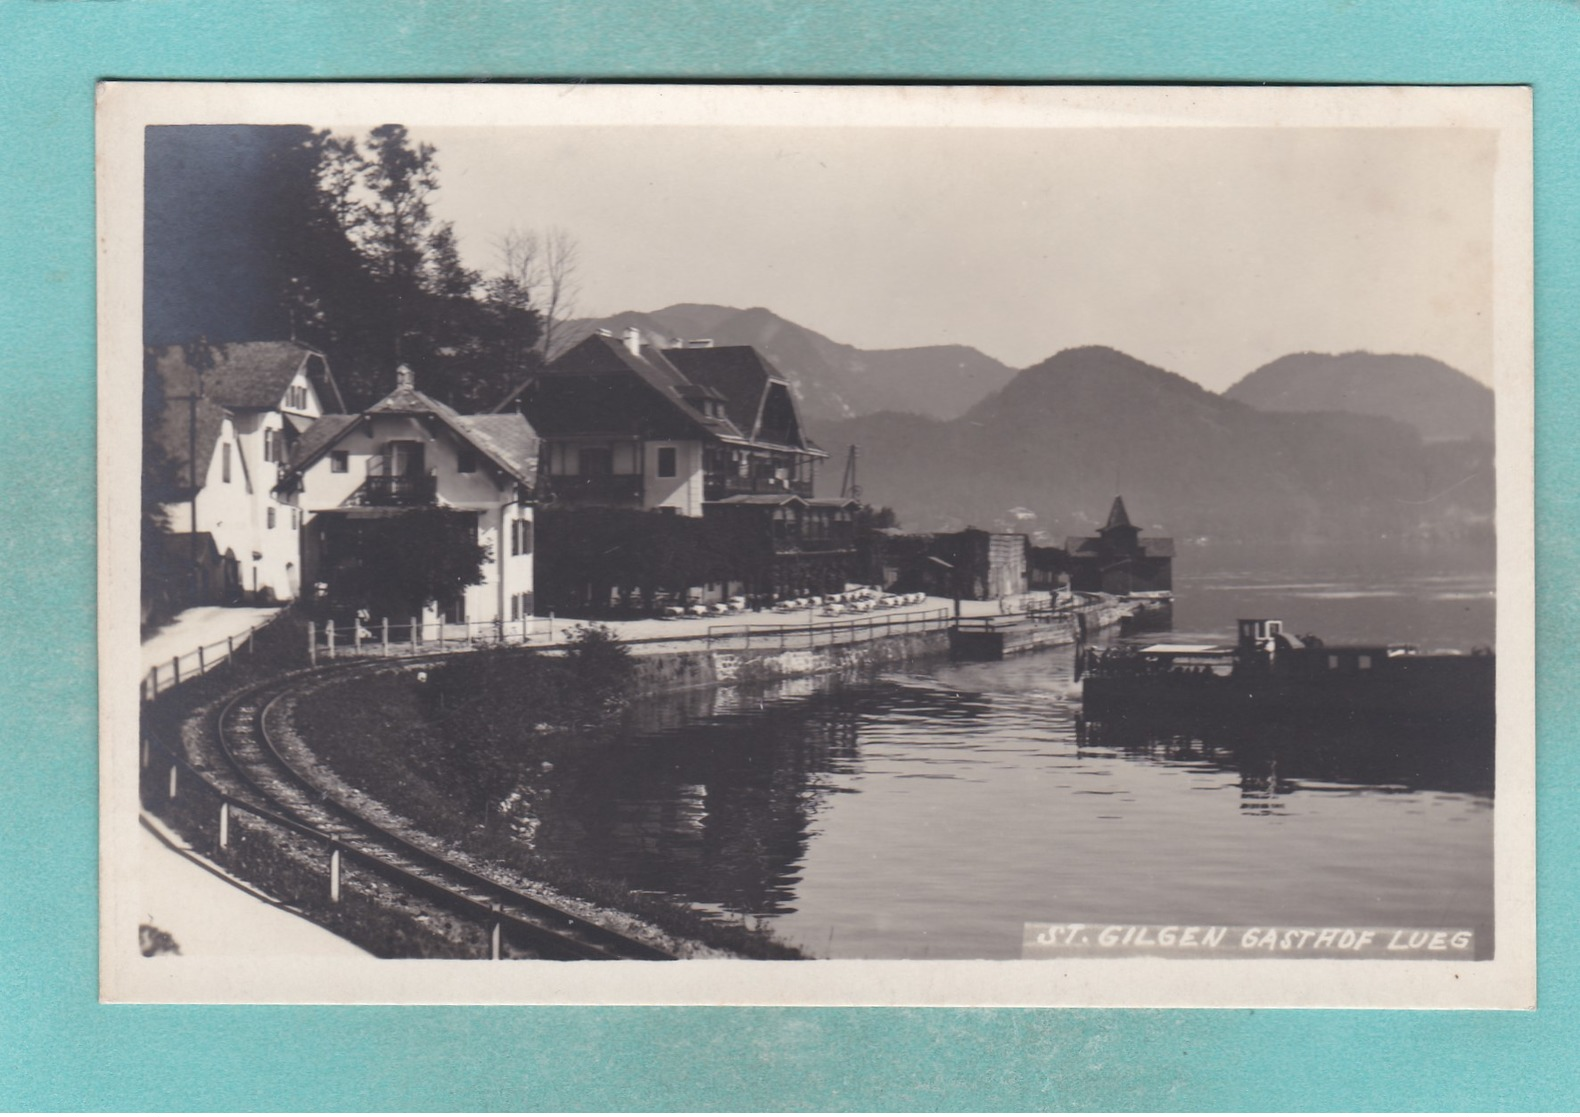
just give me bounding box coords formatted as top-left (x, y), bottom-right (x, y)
top-left (2, 0), bottom-right (1575, 1109)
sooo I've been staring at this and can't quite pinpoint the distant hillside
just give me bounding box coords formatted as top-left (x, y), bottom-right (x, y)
top-left (572, 304), bottom-right (1017, 423)
top-left (821, 346), bottom-right (1494, 545)
top-left (1225, 353), bottom-right (1493, 442)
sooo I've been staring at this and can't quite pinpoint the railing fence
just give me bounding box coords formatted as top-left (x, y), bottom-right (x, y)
top-left (309, 615), bottom-right (557, 663)
top-left (142, 619), bottom-right (273, 702)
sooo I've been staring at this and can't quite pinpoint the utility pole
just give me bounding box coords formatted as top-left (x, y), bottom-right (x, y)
top-left (840, 444), bottom-right (861, 502)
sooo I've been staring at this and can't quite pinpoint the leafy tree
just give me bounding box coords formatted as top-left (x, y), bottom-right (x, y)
top-left (314, 507), bottom-right (490, 619)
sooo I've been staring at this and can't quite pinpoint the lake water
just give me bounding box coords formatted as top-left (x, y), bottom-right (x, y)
top-left (511, 543), bottom-right (1499, 959)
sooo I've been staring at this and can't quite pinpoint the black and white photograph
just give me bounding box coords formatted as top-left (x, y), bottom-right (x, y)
top-left (98, 83), bottom-right (1533, 1006)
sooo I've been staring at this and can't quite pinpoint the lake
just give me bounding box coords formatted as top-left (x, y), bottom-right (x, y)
top-left (501, 542), bottom-right (1497, 959)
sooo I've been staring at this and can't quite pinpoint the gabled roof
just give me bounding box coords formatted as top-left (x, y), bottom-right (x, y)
top-left (663, 345), bottom-right (810, 449)
top-left (516, 334), bottom-right (743, 443)
top-left (287, 367), bottom-right (538, 490)
top-left (145, 341), bottom-right (344, 499)
top-left (148, 340), bottom-right (344, 413)
top-left (517, 334), bottom-right (823, 455)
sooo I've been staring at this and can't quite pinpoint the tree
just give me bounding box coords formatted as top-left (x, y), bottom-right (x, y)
top-left (314, 508), bottom-right (490, 620)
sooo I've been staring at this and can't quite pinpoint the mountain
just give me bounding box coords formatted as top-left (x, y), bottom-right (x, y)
top-left (1225, 353), bottom-right (1493, 443)
top-left (571, 304), bottom-right (1017, 423)
top-left (819, 346), bottom-right (1494, 544)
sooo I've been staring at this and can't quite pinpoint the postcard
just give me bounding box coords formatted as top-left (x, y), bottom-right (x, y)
top-left (98, 82), bottom-right (1534, 1007)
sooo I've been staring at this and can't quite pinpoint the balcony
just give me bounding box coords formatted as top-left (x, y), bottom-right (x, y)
top-left (359, 474), bottom-right (438, 506)
top-left (705, 474), bottom-right (814, 502)
top-left (545, 472), bottom-right (645, 506)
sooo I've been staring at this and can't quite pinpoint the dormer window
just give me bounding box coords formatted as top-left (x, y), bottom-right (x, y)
top-left (458, 451), bottom-right (478, 474)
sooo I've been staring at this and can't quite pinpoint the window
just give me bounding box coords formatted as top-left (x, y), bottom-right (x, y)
top-left (457, 451), bottom-right (478, 474)
top-left (222, 443), bottom-right (232, 483)
top-left (511, 518), bottom-right (534, 556)
top-left (267, 507), bottom-right (276, 530)
top-left (579, 447), bottom-right (612, 476)
top-left (656, 446), bottom-right (677, 478)
top-left (262, 429), bottom-right (274, 463)
top-left (1358, 655), bottom-right (1373, 670)
top-left (291, 508), bottom-right (299, 530)
top-left (330, 450), bottom-right (349, 473)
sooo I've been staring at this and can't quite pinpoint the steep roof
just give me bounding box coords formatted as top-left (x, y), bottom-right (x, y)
top-left (663, 346), bottom-right (792, 445)
top-left (517, 334), bottom-right (822, 455)
top-left (1102, 496), bottom-right (1133, 532)
top-left (145, 341), bottom-right (344, 499)
top-left (452, 414), bottom-right (539, 487)
top-left (148, 340), bottom-right (344, 412)
top-left (287, 367), bottom-right (538, 489)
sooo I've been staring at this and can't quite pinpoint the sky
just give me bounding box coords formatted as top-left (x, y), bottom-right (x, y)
top-left (404, 123), bottom-right (1496, 392)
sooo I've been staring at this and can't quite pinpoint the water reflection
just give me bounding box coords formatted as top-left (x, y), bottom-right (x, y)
top-left (463, 544), bottom-right (1496, 958)
top-left (1076, 712), bottom-right (1495, 803)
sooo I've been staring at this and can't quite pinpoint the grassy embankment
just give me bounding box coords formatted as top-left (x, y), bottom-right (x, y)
top-left (284, 626), bottom-right (805, 959)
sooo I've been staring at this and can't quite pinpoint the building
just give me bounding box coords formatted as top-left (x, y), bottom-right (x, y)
top-left (513, 329), bottom-right (860, 609)
top-left (281, 366), bottom-right (539, 627)
top-left (145, 340), bottom-right (346, 608)
top-left (1064, 497), bottom-right (1174, 595)
top-left (876, 528), bottom-right (1030, 601)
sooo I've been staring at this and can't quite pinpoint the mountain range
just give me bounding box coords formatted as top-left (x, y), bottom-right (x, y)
top-left (576, 305), bottom-right (1495, 543)
top-left (1226, 352), bottom-right (1493, 443)
top-left (817, 347), bottom-right (1493, 544)
top-left (572, 304), bottom-right (1018, 422)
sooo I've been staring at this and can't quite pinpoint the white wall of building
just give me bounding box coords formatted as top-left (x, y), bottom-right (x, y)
top-left (643, 439), bottom-right (704, 516)
top-left (297, 413), bottom-right (532, 625)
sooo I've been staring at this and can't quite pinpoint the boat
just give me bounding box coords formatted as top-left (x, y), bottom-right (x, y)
top-left (1080, 618), bottom-right (1494, 731)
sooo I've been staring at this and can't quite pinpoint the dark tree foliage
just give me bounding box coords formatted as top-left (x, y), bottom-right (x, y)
top-left (145, 124), bottom-right (548, 414)
top-left (315, 508), bottom-right (490, 619)
top-left (535, 508), bottom-right (746, 610)
top-left (282, 124), bottom-right (547, 412)
top-left (141, 348), bottom-right (185, 628)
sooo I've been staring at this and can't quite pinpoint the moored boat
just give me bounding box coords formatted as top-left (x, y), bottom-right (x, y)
top-left (1080, 618), bottom-right (1494, 731)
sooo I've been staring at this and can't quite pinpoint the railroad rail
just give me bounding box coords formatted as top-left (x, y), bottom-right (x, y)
top-left (150, 661), bottom-right (675, 961)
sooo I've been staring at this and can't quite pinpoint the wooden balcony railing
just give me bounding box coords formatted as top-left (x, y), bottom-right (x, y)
top-left (360, 474), bottom-right (438, 506)
top-left (544, 473), bottom-right (645, 505)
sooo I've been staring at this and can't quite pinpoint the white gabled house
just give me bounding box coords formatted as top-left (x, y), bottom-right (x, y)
top-left (281, 365), bottom-right (540, 629)
top-left (146, 340), bottom-right (346, 607)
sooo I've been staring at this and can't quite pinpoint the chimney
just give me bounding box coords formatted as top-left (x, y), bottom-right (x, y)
top-left (396, 364), bottom-right (415, 390)
top-left (623, 326), bottom-right (642, 356)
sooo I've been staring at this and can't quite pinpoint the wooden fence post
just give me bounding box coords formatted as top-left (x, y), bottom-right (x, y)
top-left (227, 635), bottom-right (235, 669)
top-left (411, 617), bottom-right (419, 653)
top-left (219, 800), bottom-right (229, 849)
top-left (329, 847), bottom-right (341, 903)
top-left (171, 656), bottom-right (181, 686)
top-left (382, 617), bottom-right (389, 655)
top-left (167, 764), bottom-right (178, 799)
top-left (325, 619), bottom-right (335, 660)
top-left (354, 620), bottom-right (362, 654)
top-left (308, 620), bottom-right (317, 667)
top-left (197, 644), bottom-right (206, 675)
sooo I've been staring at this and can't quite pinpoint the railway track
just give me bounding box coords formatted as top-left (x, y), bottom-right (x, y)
top-left (205, 668), bottom-right (675, 961)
